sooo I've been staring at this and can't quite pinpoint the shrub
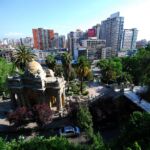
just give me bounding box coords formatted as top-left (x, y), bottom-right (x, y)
top-left (8, 103), bottom-right (53, 126)
top-left (33, 103), bottom-right (53, 126)
top-left (112, 111), bottom-right (150, 150)
top-left (82, 91), bottom-right (89, 96)
top-left (70, 82), bottom-right (80, 95)
top-left (0, 136), bottom-right (85, 150)
top-left (89, 133), bottom-right (106, 150)
top-left (77, 105), bottom-right (93, 136)
top-left (8, 107), bottom-right (32, 125)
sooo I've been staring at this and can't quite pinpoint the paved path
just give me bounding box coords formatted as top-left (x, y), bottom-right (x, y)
top-left (87, 85), bottom-right (103, 98)
top-left (124, 91), bottom-right (150, 112)
top-left (86, 83), bottom-right (118, 103)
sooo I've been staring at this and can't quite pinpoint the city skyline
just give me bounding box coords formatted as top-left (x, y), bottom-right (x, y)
top-left (0, 0), bottom-right (150, 40)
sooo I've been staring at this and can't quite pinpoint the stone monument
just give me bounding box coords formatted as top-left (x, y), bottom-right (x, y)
top-left (8, 60), bottom-right (66, 111)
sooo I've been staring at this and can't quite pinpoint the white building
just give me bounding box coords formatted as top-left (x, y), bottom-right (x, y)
top-left (82, 38), bottom-right (106, 61)
top-left (121, 28), bottom-right (138, 50)
top-left (82, 38), bottom-right (105, 48)
top-left (32, 49), bottom-right (66, 64)
top-left (117, 51), bottom-right (127, 57)
top-left (100, 12), bottom-right (124, 52)
top-left (101, 47), bottom-right (115, 59)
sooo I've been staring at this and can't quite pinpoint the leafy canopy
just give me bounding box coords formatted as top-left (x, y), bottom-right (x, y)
top-left (14, 45), bottom-right (36, 71)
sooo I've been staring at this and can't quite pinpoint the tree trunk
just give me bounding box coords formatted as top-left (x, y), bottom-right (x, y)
top-left (67, 66), bottom-right (70, 92)
top-left (80, 76), bottom-right (83, 94)
top-left (67, 78), bottom-right (69, 92)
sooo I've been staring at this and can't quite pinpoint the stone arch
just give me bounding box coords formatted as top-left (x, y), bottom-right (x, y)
top-left (61, 93), bottom-right (65, 106)
top-left (12, 92), bottom-right (20, 106)
top-left (14, 93), bottom-right (18, 101)
top-left (49, 96), bottom-right (57, 108)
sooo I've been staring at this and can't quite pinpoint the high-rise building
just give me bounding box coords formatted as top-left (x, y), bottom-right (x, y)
top-left (20, 37), bottom-right (33, 47)
top-left (92, 24), bottom-right (101, 39)
top-left (121, 28), bottom-right (138, 50)
top-left (87, 29), bottom-right (96, 38)
top-left (100, 12), bottom-right (124, 52)
top-left (32, 28), bottom-right (54, 50)
top-left (59, 36), bottom-right (66, 48)
top-left (67, 30), bottom-right (84, 59)
top-left (101, 47), bottom-right (115, 59)
top-left (82, 38), bottom-right (106, 61)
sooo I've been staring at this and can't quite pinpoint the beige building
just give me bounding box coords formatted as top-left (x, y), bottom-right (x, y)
top-left (82, 38), bottom-right (106, 61)
top-left (8, 60), bottom-right (66, 112)
top-left (101, 47), bottom-right (116, 59)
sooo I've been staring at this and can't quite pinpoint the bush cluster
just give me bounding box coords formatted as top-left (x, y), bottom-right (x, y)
top-left (33, 103), bottom-right (53, 125)
top-left (112, 111), bottom-right (150, 150)
top-left (8, 103), bottom-right (53, 126)
top-left (0, 136), bottom-right (85, 150)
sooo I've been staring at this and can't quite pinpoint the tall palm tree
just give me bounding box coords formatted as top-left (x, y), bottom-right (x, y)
top-left (61, 52), bottom-right (72, 81)
top-left (46, 55), bottom-right (56, 71)
top-left (14, 45), bottom-right (36, 71)
top-left (61, 52), bottom-right (72, 90)
top-left (77, 56), bottom-right (91, 94)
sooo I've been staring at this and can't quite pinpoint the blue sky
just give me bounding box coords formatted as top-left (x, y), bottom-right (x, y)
top-left (0, 0), bottom-right (150, 40)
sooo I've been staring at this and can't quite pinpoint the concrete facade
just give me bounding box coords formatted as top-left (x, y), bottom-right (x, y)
top-left (100, 12), bottom-right (124, 52)
top-left (121, 28), bottom-right (138, 50)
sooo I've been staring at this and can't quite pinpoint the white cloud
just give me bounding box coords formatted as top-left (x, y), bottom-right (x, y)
top-left (4, 32), bottom-right (26, 37)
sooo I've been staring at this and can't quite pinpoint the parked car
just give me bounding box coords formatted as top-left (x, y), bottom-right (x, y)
top-left (59, 126), bottom-right (80, 137)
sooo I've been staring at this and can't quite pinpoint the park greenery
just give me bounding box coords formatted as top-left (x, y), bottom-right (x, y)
top-left (46, 55), bottom-right (56, 72)
top-left (77, 56), bottom-right (92, 94)
top-left (0, 44), bottom-right (150, 149)
top-left (8, 103), bottom-right (53, 126)
top-left (61, 52), bottom-right (72, 84)
top-left (111, 111), bottom-right (150, 150)
top-left (14, 45), bottom-right (36, 71)
top-left (1, 109), bottom-right (150, 150)
top-left (97, 44), bottom-right (150, 86)
top-left (0, 58), bottom-right (15, 95)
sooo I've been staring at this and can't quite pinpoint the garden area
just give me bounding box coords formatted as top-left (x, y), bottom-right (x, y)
top-left (0, 104), bottom-right (150, 150)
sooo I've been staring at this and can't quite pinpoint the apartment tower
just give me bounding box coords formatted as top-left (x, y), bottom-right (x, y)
top-left (121, 28), bottom-right (138, 50)
top-left (100, 12), bottom-right (124, 54)
top-left (32, 28), bottom-right (54, 50)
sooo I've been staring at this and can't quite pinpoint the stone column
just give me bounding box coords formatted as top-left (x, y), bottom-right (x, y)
top-left (63, 87), bottom-right (66, 102)
top-left (10, 92), bottom-right (17, 108)
top-left (56, 91), bottom-right (63, 111)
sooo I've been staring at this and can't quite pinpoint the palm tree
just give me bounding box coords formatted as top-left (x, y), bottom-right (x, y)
top-left (61, 52), bottom-right (72, 90)
top-left (46, 55), bottom-right (56, 71)
top-left (61, 52), bottom-right (72, 80)
top-left (14, 45), bottom-right (36, 71)
top-left (77, 56), bottom-right (91, 94)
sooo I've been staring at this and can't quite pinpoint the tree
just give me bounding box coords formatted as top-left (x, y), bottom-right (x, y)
top-left (97, 58), bottom-right (122, 84)
top-left (117, 72), bottom-right (133, 86)
top-left (8, 103), bottom-right (53, 126)
top-left (0, 58), bottom-right (15, 94)
top-left (113, 111), bottom-right (150, 150)
top-left (14, 45), bottom-right (36, 71)
top-left (61, 52), bottom-right (72, 90)
top-left (46, 55), bottom-right (56, 71)
top-left (55, 64), bottom-right (63, 77)
top-left (77, 56), bottom-right (91, 93)
top-left (77, 105), bottom-right (106, 150)
top-left (121, 56), bottom-right (140, 85)
top-left (77, 105), bottom-right (93, 137)
top-left (121, 45), bottom-right (150, 86)
top-left (137, 45), bottom-right (150, 85)
top-left (0, 136), bottom-right (85, 150)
